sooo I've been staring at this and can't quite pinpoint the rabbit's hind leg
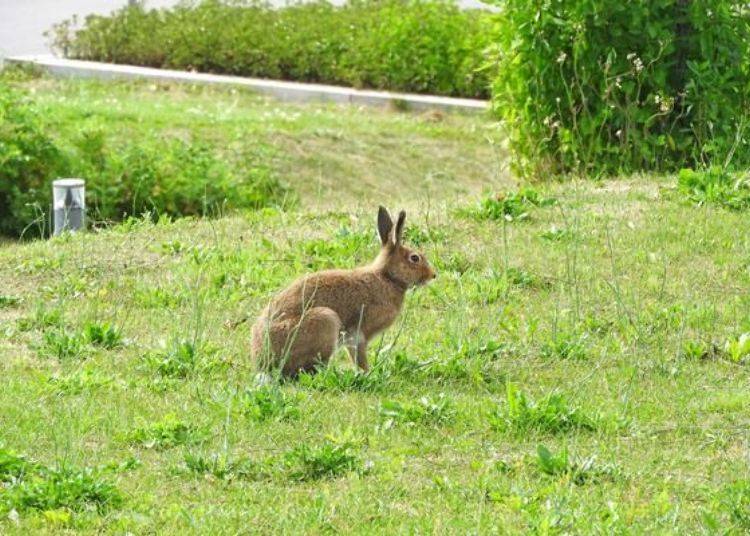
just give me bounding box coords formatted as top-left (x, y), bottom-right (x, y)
top-left (282, 307), bottom-right (342, 376)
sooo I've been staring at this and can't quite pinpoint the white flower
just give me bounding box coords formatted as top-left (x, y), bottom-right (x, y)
top-left (557, 52), bottom-right (567, 64)
top-left (615, 129), bottom-right (623, 138)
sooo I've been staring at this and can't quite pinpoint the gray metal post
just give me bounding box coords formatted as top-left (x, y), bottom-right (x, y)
top-left (53, 179), bottom-right (86, 236)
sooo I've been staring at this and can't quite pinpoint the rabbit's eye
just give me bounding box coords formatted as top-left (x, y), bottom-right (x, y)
top-left (409, 253), bottom-right (421, 264)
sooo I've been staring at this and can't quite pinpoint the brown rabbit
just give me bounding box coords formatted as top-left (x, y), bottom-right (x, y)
top-left (251, 207), bottom-right (436, 376)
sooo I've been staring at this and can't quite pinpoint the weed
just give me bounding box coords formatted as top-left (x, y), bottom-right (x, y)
top-left (127, 415), bottom-right (204, 450)
top-left (0, 448), bottom-right (36, 482)
top-left (300, 227), bottom-right (372, 269)
top-left (83, 322), bottom-right (123, 349)
top-left (724, 333), bottom-right (750, 364)
top-left (378, 395), bottom-right (454, 428)
top-left (47, 369), bottom-right (114, 395)
top-left (297, 365), bottom-right (389, 393)
top-left (17, 306), bottom-right (63, 332)
top-left (434, 252), bottom-right (472, 275)
top-left (536, 445), bottom-right (619, 485)
top-left (505, 267), bottom-right (546, 289)
top-left (3, 467), bottom-right (122, 513)
top-left (283, 441), bottom-right (359, 481)
top-left (0, 448), bottom-right (121, 514)
top-left (143, 340), bottom-right (219, 378)
top-left (462, 187), bottom-right (555, 222)
top-left (0, 295), bottom-right (20, 308)
top-left (490, 384), bottom-right (596, 435)
top-left (678, 167), bottom-right (750, 210)
top-left (182, 453), bottom-right (268, 481)
top-left (540, 332), bottom-right (588, 360)
top-left (679, 339), bottom-right (724, 361)
top-left (705, 480), bottom-right (750, 530)
top-left (242, 385), bottom-right (301, 422)
top-left (403, 225), bottom-right (447, 246)
top-left (540, 226), bottom-right (575, 242)
top-left (38, 329), bottom-right (86, 360)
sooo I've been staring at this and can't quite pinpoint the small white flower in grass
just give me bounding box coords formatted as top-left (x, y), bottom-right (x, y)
top-left (615, 129), bottom-right (623, 138)
top-left (7, 510), bottom-right (19, 526)
top-left (557, 52), bottom-right (567, 64)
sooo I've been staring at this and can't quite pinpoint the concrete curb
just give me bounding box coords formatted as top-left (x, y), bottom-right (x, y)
top-left (6, 55), bottom-right (489, 113)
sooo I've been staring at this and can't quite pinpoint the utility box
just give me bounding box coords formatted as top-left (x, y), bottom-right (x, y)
top-left (53, 179), bottom-right (85, 236)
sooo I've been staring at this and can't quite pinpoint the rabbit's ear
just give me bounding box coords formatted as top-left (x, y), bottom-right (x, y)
top-left (378, 206), bottom-right (394, 246)
top-left (394, 210), bottom-right (406, 245)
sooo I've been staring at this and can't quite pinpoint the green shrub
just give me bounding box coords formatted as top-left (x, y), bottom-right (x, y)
top-left (74, 132), bottom-right (288, 223)
top-left (492, 0), bottom-right (750, 178)
top-left (50, 0), bottom-right (493, 99)
top-left (0, 85), bottom-right (65, 237)
top-left (0, 86), bottom-right (289, 237)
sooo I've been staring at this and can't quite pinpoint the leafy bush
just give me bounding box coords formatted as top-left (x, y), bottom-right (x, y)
top-left (50, 0), bottom-right (493, 99)
top-left (678, 167), bottom-right (750, 210)
top-left (0, 85), bottom-right (65, 237)
top-left (492, 0), bottom-right (750, 178)
top-left (0, 84), bottom-right (288, 238)
top-left (74, 132), bottom-right (287, 223)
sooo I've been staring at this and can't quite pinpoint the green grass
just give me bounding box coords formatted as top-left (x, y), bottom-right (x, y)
top-left (1, 74), bottom-right (750, 533)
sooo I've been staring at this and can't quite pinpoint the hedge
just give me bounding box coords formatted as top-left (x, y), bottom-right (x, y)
top-left (491, 0), bottom-right (750, 178)
top-left (50, 0), bottom-right (494, 99)
top-left (0, 84), bottom-right (287, 238)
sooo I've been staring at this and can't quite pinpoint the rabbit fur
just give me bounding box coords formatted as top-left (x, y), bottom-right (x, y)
top-left (250, 206), bottom-right (436, 376)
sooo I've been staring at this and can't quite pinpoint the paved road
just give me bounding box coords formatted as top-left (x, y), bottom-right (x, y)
top-left (1, 0), bottom-right (489, 59)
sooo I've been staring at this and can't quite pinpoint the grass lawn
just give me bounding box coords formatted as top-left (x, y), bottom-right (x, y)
top-left (1, 76), bottom-right (750, 533)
